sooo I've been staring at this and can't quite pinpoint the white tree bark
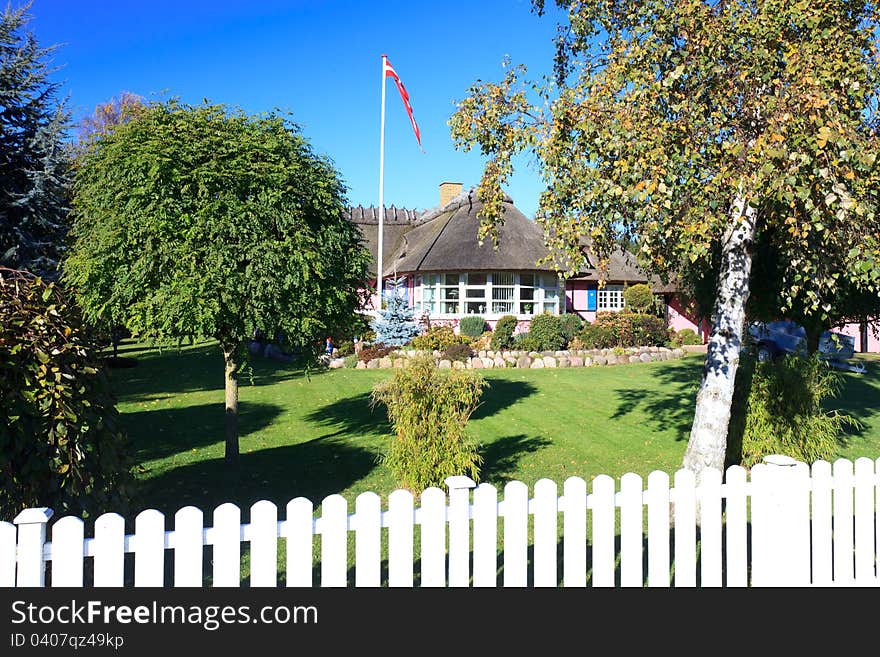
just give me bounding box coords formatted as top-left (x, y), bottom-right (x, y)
top-left (682, 194), bottom-right (757, 483)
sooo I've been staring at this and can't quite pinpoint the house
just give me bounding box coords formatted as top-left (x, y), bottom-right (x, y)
top-left (346, 182), bottom-right (879, 352)
top-left (345, 182), bottom-right (708, 338)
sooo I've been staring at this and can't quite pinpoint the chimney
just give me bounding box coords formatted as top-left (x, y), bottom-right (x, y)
top-left (439, 181), bottom-right (463, 208)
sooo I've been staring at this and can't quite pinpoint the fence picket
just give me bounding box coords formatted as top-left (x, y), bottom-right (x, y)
top-left (833, 458), bottom-right (855, 584)
top-left (320, 495), bottom-right (347, 587)
top-left (173, 507), bottom-right (203, 587)
top-left (472, 484), bottom-right (498, 587)
top-left (646, 471), bottom-right (670, 588)
top-left (502, 481), bottom-right (528, 587)
top-left (92, 513), bottom-right (125, 587)
top-left (420, 488), bottom-right (446, 587)
top-left (877, 457), bottom-right (880, 584)
top-left (285, 498), bottom-right (313, 587)
top-left (51, 517), bottom-right (84, 587)
top-left (853, 458), bottom-right (875, 583)
top-left (563, 477), bottom-right (587, 588)
top-left (673, 469), bottom-right (696, 587)
top-left (212, 503), bottom-right (241, 588)
top-left (533, 479), bottom-right (558, 587)
top-left (447, 481), bottom-right (472, 588)
top-left (724, 466), bottom-right (748, 587)
top-left (249, 501), bottom-right (278, 587)
top-left (387, 490), bottom-right (414, 587)
top-left (620, 473), bottom-right (643, 587)
top-left (134, 509), bottom-right (165, 587)
top-left (698, 468), bottom-right (722, 587)
top-left (0, 522), bottom-right (15, 587)
top-left (591, 475), bottom-right (616, 587)
top-left (355, 492), bottom-right (381, 587)
top-left (810, 460), bottom-right (833, 585)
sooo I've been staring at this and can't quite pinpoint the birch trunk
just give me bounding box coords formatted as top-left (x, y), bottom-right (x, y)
top-left (682, 195), bottom-right (758, 482)
top-left (222, 343), bottom-right (240, 468)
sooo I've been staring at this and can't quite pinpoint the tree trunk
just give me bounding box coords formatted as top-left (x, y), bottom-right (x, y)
top-left (222, 343), bottom-right (240, 469)
top-left (682, 194), bottom-right (758, 483)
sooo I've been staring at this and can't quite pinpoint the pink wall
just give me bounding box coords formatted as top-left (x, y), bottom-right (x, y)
top-left (832, 320), bottom-right (880, 353)
top-left (667, 296), bottom-right (710, 342)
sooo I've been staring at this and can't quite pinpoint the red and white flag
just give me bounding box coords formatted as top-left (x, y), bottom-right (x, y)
top-left (383, 57), bottom-right (421, 149)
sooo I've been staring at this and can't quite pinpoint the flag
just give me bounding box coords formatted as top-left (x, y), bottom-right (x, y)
top-left (383, 57), bottom-right (422, 149)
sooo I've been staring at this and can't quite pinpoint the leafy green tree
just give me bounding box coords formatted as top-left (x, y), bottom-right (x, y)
top-left (623, 284), bottom-right (655, 314)
top-left (0, 2), bottom-right (71, 278)
top-left (65, 100), bottom-right (371, 468)
top-left (0, 268), bottom-right (133, 519)
top-left (450, 0), bottom-right (880, 480)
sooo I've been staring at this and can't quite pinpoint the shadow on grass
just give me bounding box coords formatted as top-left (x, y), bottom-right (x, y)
top-left (135, 438), bottom-right (380, 517)
top-left (123, 401), bottom-right (283, 463)
top-left (479, 434), bottom-right (551, 483)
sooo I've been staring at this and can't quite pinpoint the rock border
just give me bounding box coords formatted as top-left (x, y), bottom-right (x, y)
top-left (336, 345), bottom-right (688, 370)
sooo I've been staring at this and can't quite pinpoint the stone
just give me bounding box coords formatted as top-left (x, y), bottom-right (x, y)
top-left (517, 355), bottom-right (532, 368)
top-left (568, 356), bottom-right (583, 367)
top-left (606, 354), bottom-right (618, 365)
top-left (659, 346), bottom-right (670, 353)
top-left (630, 355), bottom-right (641, 364)
top-left (558, 357), bottom-right (570, 368)
top-left (494, 357), bottom-right (505, 369)
top-left (329, 358), bottom-right (346, 369)
top-left (530, 358), bottom-right (545, 368)
top-left (471, 357), bottom-right (484, 368)
top-left (366, 359), bottom-right (379, 369)
top-left (379, 357), bottom-right (393, 369)
top-left (355, 360), bottom-right (367, 369)
top-left (478, 350), bottom-right (487, 359)
top-left (593, 356), bottom-right (607, 366)
top-left (452, 360), bottom-right (464, 369)
top-left (541, 350), bottom-right (554, 357)
top-left (542, 356), bottom-right (557, 368)
top-left (673, 348), bottom-right (685, 358)
top-left (438, 359), bottom-right (452, 369)
top-left (433, 350), bottom-right (442, 358)
top-left (393, 358), bottom-right (405, 368)
top-left (649, 346), bottom-right (659, 353)
top-left (481, 357), bottom-right (494, 369)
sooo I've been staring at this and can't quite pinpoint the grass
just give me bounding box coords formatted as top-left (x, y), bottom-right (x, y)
top-left (108, 340), bottom-right (880, 517)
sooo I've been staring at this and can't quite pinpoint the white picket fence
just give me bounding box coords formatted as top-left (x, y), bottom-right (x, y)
top-left (2, 455), bottom-right (879, 587)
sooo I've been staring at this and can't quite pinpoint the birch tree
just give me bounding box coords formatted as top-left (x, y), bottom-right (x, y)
top-left (450, 0), bottom-right (880, 480)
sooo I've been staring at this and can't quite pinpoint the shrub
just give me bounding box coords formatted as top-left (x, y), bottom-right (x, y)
top-left (623, 283), bottom-right (655, 313)
top-left (410, 325), bottom-right (464, 351)
top-left (0, 269), bottom-right (134, 519)
top-left (344, 355), bottom-right (358, 368)
top-left (513, 331), bottom-right (538, 352)
top-left (336, 340), bottom-right (354, 356)
top-left (728, 355), bottom-right (859, 468)
top-left (372, 285), bottom-right (421, 346)
top-left (459, 315), bottom-right (487, 338)
top-left (528, 313), bottom-right (565, 351)
top-left (441, 342), bottom-right (474, 362)
top-left (559, 314), bottom-right (583, 347)
top-left (491, 314), bottom-right (518, 350)
top-left (584, 311), bottom-right (668, 347)
top-left (676, 328), bottom-right (703, 345)
top-left (371, 356), bottom-right (485, 492)
top-left (357, 343), bottom-right (396, 362)
top-left (470, 330), bottom-right (493, 351)
top-left (578, 322), bottom-right (617, 349)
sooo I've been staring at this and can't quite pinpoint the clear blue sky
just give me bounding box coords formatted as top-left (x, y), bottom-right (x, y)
top-left (30, 0), bottom-right (565, 218)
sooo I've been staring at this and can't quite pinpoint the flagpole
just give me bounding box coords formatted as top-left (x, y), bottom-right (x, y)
top-left (377, 54), bottom-right (387, 313)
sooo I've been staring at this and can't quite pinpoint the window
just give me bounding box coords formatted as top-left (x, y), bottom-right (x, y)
top-left (440, 273), bottom-right (460, 315)
top-left (519, 274), bottom-right (535, 315)
top-left (492, 272), bottom-right (514, 314)
top-left (416, 275), bottom-right (438, 315)
top-left (540, 274), bottom-right (559, 314)
top-left (465, 273), bottom-right (487, 314)
top-left (597, 284), bottom-right (625, 311)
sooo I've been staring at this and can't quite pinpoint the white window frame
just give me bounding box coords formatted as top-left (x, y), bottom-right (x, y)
top-left (416, 271), bottom-right (561, 320)
top-left (597, 284), bottom-right (625, 312)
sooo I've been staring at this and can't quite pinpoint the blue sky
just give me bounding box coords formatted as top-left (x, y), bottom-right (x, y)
top-left (30, 0), bottom-right (565, 218)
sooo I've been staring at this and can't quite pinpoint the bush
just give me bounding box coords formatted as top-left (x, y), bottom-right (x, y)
top-left (344, 354), bottom-right (358, 368)
top-left (0, 269), bottom-right (134, 519)
top-left (583, 311), bottom-right (668, 348)
top-left (623, 283), bottom-right (655, 313)
top-left (336, 340), bottom-right (354, 357)
top-left (578, 322), bottom-right (617, 349)
top-left (728, 355), bottom-right (859, 468)
top-left (371, 356), bottom-right (485, 492)
top-left (441, 342), bottom-right (474, 362)
top-left (559, 314), bottom-right (583, 347)
top-left (491, 315), bottom-right (518, 350)
top-left (459, 315), bottom-right (487, 338)
top-left (357, 343), bottom-right (396, 362)
top-left (528, 313), bottom-right (565, 351)
top-left (409, 325), bottom-right (464, 351)
top-left (675, 328), bottom-right (703, 345)
top-left (513, 331), bottom-right (538, 352)
top-left (470, 330), bottom-right (493, 351)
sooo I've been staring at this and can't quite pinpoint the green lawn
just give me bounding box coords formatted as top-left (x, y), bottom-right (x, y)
top-left (108, 340), bottom-right (880, 517)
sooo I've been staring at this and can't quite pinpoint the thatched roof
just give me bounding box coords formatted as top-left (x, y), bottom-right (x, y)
top-left (344, 205), bottom-right (421, 278)
top-left (570, 245), bottom-right (677, 293)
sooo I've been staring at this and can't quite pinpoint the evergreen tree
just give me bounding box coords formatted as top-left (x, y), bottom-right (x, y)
top-left (373, 279), bottom-right (421, 346)
top-left (0, 2), bottom-right (70, 279)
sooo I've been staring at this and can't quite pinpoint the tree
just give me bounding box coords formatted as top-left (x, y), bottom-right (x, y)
top-left (65, 100), bottom-right (371, 468)
top-left (0, 268), bottom-right (133, 519)
top-left (623, 283), bottom-right (655, 314)
top-left (450, 0), bottom-right (880, 481)
top-left (372, 278), bottom-right (421, 346)
top-left (76, 91), bottom-right (144, 144)
top-left (0, 2), bottom-right (71, 279)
